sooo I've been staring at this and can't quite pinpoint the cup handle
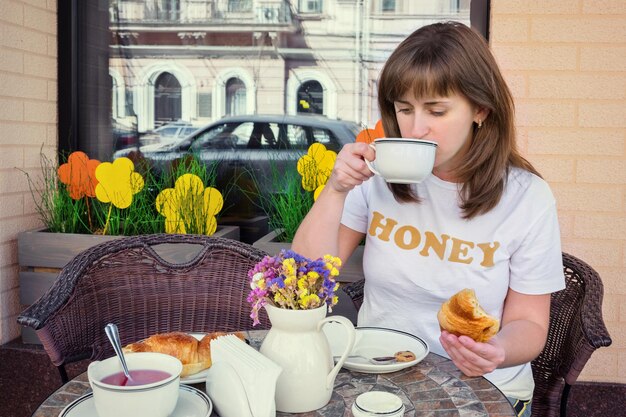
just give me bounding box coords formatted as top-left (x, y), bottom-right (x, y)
top-left (318, 315), bottom-right (356, 390)
top-left (363, 143), bottom-right (381, 176)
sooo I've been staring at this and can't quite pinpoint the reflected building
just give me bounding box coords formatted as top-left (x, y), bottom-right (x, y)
top-left (110, 0), bottom-right (470, 132)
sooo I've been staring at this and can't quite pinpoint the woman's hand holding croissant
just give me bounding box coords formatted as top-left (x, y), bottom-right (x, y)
top-left (439, 330), bottom-right (506, 377)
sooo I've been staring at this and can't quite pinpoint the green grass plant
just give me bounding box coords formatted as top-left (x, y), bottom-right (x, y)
top-left (23, 151), bottom-right (92, 234)
top-left (25, 150), bottom-right (223, 236)
top-left (244, 160), bottom-right (314, 243)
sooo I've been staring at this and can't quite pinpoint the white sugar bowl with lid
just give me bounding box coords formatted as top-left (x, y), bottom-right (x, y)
top-left (352, 391), bottom-right (405, 417)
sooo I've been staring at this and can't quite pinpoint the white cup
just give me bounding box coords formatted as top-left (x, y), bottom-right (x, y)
top-left (87, 352), bottom-right (183, 417)
top-left (365, 138), bottom-right (437, 184)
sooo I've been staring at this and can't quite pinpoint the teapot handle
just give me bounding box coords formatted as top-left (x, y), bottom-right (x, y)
top-left (317, 315), bottom-right (356, 390)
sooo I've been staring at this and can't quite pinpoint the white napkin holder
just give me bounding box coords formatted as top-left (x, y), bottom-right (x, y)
top-left (205, 335), bottom-right (282, 417)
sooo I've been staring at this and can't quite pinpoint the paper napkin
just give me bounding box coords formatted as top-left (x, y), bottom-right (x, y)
top-left (206, 334), bottom-right (282, 417)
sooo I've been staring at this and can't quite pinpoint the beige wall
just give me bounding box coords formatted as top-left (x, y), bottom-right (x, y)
top-left (0, 0), bottom-right (57, 343)
top-left (0, 0), bottom-right (624, 384)
top-left (490, 0), bottom-right (626, 383)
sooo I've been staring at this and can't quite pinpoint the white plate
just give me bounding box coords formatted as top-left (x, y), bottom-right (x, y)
top-left (180, 333), bottom-right (210, 384)
top-left (59, 384), bottom-right (213, 417)
top-left (323, 324), bottom-right (429, 374)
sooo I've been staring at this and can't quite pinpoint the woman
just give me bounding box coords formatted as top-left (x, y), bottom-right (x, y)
top-left (292, 22), bottom-right (564, 416)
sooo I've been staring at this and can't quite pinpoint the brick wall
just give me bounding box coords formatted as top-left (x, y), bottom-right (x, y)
top-left (0, 0), bottom-right (56, 344)
top-left (491, 0), bottom-right (625, 383)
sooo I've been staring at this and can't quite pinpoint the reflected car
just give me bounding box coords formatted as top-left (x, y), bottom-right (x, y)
top-left (139, 121), bottom-right (199, 146)
top-left (114, 114), bottom-right (360, 217)
top-left (112, 120), bottom-right (139, 151)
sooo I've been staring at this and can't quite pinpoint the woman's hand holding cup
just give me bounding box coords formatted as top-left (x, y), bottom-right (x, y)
top-left (326, 142), bottom-right (376, 193)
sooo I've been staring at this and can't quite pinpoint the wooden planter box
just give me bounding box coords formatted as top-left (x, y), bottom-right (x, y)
top-left (218, 215), bottom-right (269, 244)
top-left (252, 229), bottom-right (364, 284)
top-left (18, 226), bottom-right (240, 344)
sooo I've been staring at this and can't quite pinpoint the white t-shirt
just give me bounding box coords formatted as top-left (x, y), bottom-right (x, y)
top-left (341, 168), bottom-right (565, 400)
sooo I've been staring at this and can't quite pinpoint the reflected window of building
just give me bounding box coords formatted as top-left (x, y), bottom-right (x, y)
top-left (299, 0), bottom-right (322, 14)
top-left (198, 92), bottom-right (212, 118)
top-left (297, 81), bottom-right (323, 115)
top-left (110, 75), bottom-right (118, 119)
top-left (158, 0), bottom-right (180, 21)
top-left (226, 77), bottom-right (247, 116)
top-left (382, 0), bottom-right (396, 12)
top-left (154, 72), bottom-right (182, 126)
top-left (229, 0), bottom-right (253, 13)
top-left (124, 89), bottom-right (134, 117)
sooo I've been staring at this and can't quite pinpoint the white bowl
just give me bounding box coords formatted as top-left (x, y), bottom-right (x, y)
top-left (87, 352), bottom-right (183, 417)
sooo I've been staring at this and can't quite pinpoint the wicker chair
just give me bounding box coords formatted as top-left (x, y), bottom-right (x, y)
top-left (340, 252), bottom-right (612, 417)
top-left (530, 252), bottom-right (612, 417)
top-left (17, 234), bottom-right (271, 383)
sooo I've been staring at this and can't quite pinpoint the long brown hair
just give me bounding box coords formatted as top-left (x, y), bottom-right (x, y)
top-left (377, 21), bottom-right (539, 219)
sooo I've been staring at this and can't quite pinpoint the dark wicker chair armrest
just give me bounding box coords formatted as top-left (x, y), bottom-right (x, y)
top-left (560, 253), bottom-right (612, 384)
top-left (341, 279), bottom-right (365, 312)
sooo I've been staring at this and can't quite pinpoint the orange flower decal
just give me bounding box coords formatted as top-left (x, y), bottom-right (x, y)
top-left (57, 151), bottom-right (100, 200)
top-left (355, 120), bottom-right (385, 144)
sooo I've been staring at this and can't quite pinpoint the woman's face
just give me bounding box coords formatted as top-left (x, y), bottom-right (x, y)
top-left (393, 91), bottom-right (484, 182)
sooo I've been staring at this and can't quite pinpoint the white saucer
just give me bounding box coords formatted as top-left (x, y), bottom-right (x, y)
top-left (59, 384), bottom-right (213, 417)
top-left (324, 325), bottom-right (429, 374)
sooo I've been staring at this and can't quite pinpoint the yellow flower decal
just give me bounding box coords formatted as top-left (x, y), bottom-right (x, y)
top-left (95, 157), bottom-right (144, 209)
top-left (155, 173), bottom-right (223, 235)
top-left (297, 143), bottom-right (336, 199)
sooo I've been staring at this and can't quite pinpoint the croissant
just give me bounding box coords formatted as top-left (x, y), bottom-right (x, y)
top-left (123, 331), bottom-right (244, 377)
top-left (437, 288), bottom-right (500, 343)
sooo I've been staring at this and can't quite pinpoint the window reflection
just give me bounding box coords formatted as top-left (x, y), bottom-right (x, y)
top-left (154, 72), bottom-right (182, 126)
top-left (226, 78), bottom-right (247, 116)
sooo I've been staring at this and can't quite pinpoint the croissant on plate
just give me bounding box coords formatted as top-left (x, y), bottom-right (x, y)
top-left (123, 331), bottom-right (244, 377)
top-left (437, 288), bottom-right (500, 343)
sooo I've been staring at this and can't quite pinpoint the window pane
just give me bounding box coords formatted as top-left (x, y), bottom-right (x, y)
top-left (72, 1), bottom-right (479, 161)
top-left (282, 124), bottom-right (309, 149)
top-left (310, 128), bottom-right (340, 150)
top-left (198, 93), bottom-right (212, 118)
top-left (297, 81), bottom-right (324, 115)
top-left (226, 78), bottom-right (246, 116)
top-left (154, 73), bottom-right (182, 125)
top-left (382, 0), bottom-right (396, 12)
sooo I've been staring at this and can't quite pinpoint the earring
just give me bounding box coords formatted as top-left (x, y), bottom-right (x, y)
top-left (477, 119), bottom-right (483, 129)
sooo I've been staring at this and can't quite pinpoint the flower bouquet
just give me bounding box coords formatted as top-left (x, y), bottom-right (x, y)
top-left (247, 249), bottom-right (342, 325)
top-left (249, 250), bottom-right (356, 413)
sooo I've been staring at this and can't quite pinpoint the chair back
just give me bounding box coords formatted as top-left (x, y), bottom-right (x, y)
top-left (18, 234), bottom-right (270, 373)
top-left (530, 252), bottom-right (612, 417)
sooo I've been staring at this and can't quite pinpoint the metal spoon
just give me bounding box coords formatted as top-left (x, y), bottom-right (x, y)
top-left (334, 355), bottom-right (397, 365)
top-left (105, 323), bottom-right (133, 383)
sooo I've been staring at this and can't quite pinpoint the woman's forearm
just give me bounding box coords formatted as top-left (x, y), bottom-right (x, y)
top-left (497, 319), bottom-right (548, 368)
top-left (292, 186), bottom-right (348, 259)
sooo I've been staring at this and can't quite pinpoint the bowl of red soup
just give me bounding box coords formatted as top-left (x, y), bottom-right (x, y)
top-left (87, 352), bottom-right (183, 417)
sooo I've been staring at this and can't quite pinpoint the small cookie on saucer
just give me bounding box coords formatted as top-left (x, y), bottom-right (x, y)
top-left (394, 351), bottom-right (416, 362)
